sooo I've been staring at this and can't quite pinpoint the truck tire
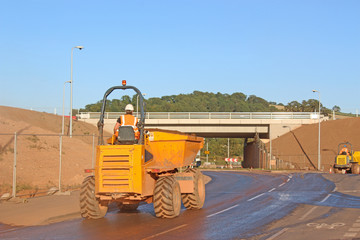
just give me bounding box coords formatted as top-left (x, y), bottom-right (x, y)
top-left (351, 163), bottom-right (360, 174)
top-left (80, 176), bottom-right (108, 219)
top-left (153, 176), bottom-right (181, 218)
top-left (117, 202), bottom-right (139, 211)
top-left (181, 168), bottom-right (206, 210)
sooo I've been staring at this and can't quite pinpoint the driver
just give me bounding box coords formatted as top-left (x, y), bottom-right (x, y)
top-left (113, 104), bottom-right (139, 139)
top-left (339, 145), bottom-right (349, 156)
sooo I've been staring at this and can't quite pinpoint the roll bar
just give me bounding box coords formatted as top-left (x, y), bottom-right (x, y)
top-left (97, 85), bottom-right (145, 145)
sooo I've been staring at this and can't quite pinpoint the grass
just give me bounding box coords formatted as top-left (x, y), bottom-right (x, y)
top-left (26, 135), bottom-right (40, 143)
top-left (29, 144), bottom-right (45, 150)
top-left (0, 183), bottom-right (12, 194)
top-left (0, 146), bottom-right (14, 161)
top-left (16, 183), bottom-right (33, 192)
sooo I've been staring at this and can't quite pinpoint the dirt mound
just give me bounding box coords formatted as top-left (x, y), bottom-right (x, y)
top-left (270, 117), bottom-right (360, 171)
top-left (0, 106), bottom-right (109, 195)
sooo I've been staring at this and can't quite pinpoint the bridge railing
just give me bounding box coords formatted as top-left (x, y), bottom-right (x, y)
top-left (78, 112), bottom-right (321, 120)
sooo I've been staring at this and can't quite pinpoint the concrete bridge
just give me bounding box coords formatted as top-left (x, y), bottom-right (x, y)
top-left (78, 112), bottom-right (323, 140)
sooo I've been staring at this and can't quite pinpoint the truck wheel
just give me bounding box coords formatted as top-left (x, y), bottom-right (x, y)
top-left (80, 176), bottom-right (108, 219)
top-left (182, 168), bottom-right (206, 210)
top-left (351, 164), bottom-right (360, 174)
top-left (153, 176), bottom-right (181, 218)
top-left (117, 202), bottom-right (139, 211)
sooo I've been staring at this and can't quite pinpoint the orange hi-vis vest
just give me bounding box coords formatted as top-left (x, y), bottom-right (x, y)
top-left (340, 147), bottom-right (349, 155)
top-left (120, 114), bottom-right (138, 127)
top-left (120, 114), bottom-right (139, 139)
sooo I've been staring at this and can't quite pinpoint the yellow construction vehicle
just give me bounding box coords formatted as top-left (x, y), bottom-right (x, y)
top-left (80, 81), bottom-right (205, 219)
top-left (333, 142), bottom-right (360, 174)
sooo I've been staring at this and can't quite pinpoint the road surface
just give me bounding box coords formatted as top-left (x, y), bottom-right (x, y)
top-left (1, 171), bottom-right (360, 239)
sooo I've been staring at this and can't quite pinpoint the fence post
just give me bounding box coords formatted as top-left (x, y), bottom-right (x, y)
top-left (59, 135), bottom-right (63, 192)
top-left (12, 132), bottom-right (17, 198)
top-left (92, 133), bottom-right (95, 169)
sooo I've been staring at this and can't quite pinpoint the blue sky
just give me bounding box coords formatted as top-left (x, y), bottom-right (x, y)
top-left (1, 0), bottom-right (359, 113)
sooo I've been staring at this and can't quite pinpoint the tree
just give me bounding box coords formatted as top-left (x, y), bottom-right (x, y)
top-left (301, 99), bottom-right (319, 112)
top-left (285, 101), bottom-right (301, 112)
top-left (332, 105), bottom-right (341, 112)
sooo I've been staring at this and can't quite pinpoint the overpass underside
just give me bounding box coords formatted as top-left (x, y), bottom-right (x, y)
top-left (81, 118), bottom-right (315, 140)
top-left (145, 123), bottom-right (269, 139)
top-left (79, 112), bottom-right (320, 141)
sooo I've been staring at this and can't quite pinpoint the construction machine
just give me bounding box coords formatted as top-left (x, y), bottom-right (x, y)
top-left (80, 81), bottom-right (205, 219)
top-left (332, 142), bottom-right (360, 174)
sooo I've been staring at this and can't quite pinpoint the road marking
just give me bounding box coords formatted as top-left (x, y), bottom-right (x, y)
top-left (0, 228), bottom-right (20, 234)
top-left (207, 204), bottom-right (239, 218)
top-left (278, 183), bottom-right (286, 187)
top-left (247, 193), bottom-right (266, 202)
top-left (320, 194), bottom-right (331, 203)
top-left (307, 223), bottom-right (345, 229)
top-left (142, 224), bottom-right (188, 240)
top-left (349, 228), bottom-right (360, 232)
top-left (268, 188), bottom-right (276, 193)
top-left (299, 206), bottom-right (318, 220)
top-left (266, 228), bottom-right (289, 240)
top-left (286, 178), bottom-right (290, 182)
top-left (332, 187), bottom-right (337, 192)
top-left (344, 232), bottom-right (357, 237)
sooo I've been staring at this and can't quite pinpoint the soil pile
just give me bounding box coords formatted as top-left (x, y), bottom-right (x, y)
top-left (270, 117), bottom-right (360, 171)
top-left (0, 106), bottom-right (110, 195)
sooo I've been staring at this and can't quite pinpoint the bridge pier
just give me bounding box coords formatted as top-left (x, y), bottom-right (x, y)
top-left (243, 133), bottom-right (268, 169)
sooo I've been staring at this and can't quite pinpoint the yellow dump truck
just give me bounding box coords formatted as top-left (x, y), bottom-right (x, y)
top-left (333, 142), bottom-right (360, 174)
top-left (80, 82), bottom-right (205, 219)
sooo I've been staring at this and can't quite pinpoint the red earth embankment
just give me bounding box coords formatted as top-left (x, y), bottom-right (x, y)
top-left (270, 117), bottom-right (360, 171)
top-left (0, 106), bottom-right (109, 195)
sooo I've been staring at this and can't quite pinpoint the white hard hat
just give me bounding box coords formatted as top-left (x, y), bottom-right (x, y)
top-left (125, 104), bottom-right (134, 111)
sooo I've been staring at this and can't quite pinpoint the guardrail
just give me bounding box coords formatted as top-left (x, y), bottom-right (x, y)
top-left (77, 112), bottom-right (322, 120)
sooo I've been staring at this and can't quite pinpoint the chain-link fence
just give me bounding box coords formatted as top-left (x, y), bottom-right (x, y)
top-left (269, 153), bottom-right (335, 171)
top-left (0, 133), bottom-right (100, 197)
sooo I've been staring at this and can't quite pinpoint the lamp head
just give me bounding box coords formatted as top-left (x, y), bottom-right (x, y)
top-left (75, 46), bottom-right (84, 50)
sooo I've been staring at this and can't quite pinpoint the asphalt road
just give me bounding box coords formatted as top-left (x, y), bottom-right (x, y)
top-left (1, 171), bottom-right (360, 239)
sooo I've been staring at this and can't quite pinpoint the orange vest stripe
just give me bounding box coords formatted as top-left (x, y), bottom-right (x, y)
top-left (120, 115), bottom-right (138, 128)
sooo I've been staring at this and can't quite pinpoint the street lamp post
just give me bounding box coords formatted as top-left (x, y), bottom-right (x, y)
top-left (312, 89), bottom-right (321, 171)
top-left (70, 46), bottom-right (84, 138)
top-left (62, 81), bottom-right (71, 135)
top-left (227, 138), bottom-right (230, 158)
top-left (137, 93), bottom-right (146, 117)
